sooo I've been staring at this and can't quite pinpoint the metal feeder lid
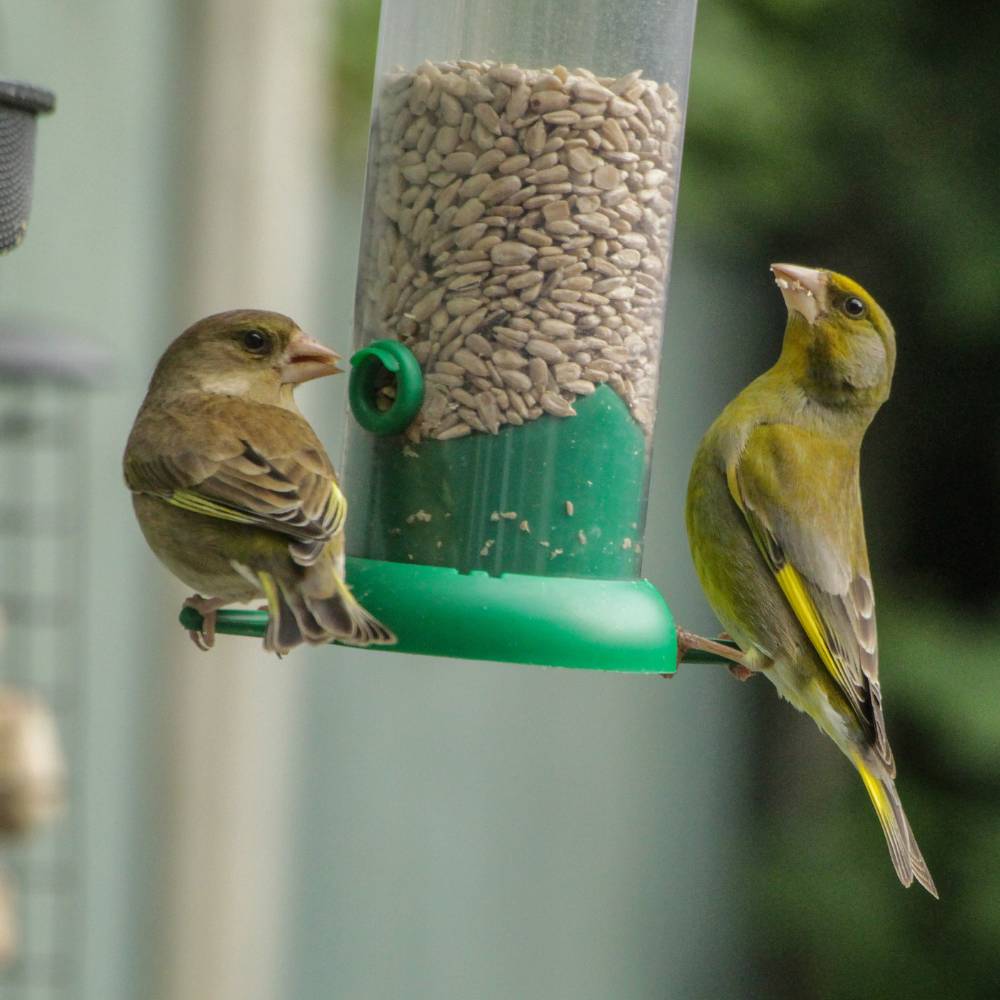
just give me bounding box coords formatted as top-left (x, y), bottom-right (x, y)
top-left (0, 82), bottom-right (55, 116)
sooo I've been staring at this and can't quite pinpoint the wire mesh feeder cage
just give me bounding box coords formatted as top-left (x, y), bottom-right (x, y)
top-left (0, 326), bottom-right (107, 997)
top-left (0, 82), bottom-right (55, 254)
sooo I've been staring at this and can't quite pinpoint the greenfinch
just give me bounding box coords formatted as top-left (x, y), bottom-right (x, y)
top-left (123, 310), bottom-right (395, 655)
top-left (685, 264), bottom-right (936, 896)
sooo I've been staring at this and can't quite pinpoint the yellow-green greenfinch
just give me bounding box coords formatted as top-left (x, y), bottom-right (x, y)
top-left (684, 264), bottom-right (936, 896)
top-left (123, 309), bottom-right (395, 655)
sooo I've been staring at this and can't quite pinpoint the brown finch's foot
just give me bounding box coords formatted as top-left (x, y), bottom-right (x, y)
top-left (182, 595), bottom-right (227, 651)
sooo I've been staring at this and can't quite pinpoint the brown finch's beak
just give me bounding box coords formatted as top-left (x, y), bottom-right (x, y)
top-left (771, 263), bottom-right (829, 325)
top-left (281, 331), bottom-right (342, 384)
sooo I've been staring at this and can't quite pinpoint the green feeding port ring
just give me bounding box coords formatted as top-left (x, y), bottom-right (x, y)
top-left (349, 340), bottom-right (424, 435)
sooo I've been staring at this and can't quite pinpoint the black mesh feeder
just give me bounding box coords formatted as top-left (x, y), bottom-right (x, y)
top-left (0, 82), bottom-right (55, 254)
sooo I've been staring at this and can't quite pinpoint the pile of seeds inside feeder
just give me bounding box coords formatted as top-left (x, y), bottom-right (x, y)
top-left (356, 60), bottom-right (682, 440)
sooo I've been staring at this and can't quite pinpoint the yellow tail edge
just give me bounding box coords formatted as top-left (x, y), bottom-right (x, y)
top-left (853, 753), bottom-right (938, 899)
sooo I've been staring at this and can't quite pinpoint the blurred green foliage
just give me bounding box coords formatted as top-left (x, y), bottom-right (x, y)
top-left (683, 1), bottom-right (1000, 331)
top-left (330, 0), bottom-right (380, 175)
top-left (328, 0), bottom-right (1000, 995)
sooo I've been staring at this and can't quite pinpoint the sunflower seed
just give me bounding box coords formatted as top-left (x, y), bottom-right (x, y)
top-left (499, 368), bottom-right (533, 391)
top-left (494, 325), bottom-right (529, 346)
top-left (525, 339), bottom-right (566, 363)
top-left (451, 197), bottom-right (485, 228)
top-left (474, 102), bottom-right (502, 134)
top-left (524, 119), bottom-right (547, 156)
top-left (490, 241), bottom-right (535, 265)
top-left (459, 172), bottom-right (492, 198)
top-left (445, 296), bottom-right (483, 317)
top-left (499, 153), bottom-right (531, 175)
top-left (409, 286), bottom-right (445, 321)
top-left (464, 332), bottom-right (492, 356)
top-left (454, 222), bottom-right (488, 248)
top-left (528, 356), bottom-right (549, 389)
top-left (493, 348), bottom-right (528, 368)
top-left (473, 147), bottom-right (506, 173)
top-left (506, 83), bottom-right (531, 120)
top-left (530, 90), bottom-right (570, 114)
top-left (593, 164), bottom-right (621, 190)
top-left (435, 423), bottom-right (472, 440)
top-left (554, 362), bottom-right (582, 383)
top-left (474, 392), bottom-right (501, 433)
top-left (460, 306), bottom-right (489, 335)
top-left (541, 391), bottom-right (576, 417)
top-left (481, 175), bottom-right (522, 203)
top-left (545, 219), bottom-right (580, 237)
top-left (539, 318), bottom-right (575, 337)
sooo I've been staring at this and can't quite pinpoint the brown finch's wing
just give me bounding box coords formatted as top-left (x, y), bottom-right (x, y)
top-left (124, 395), bottom-right (346, 566)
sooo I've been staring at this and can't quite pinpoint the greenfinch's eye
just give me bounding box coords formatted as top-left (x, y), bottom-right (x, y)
top-left (241, 329), bottom-right (270, 354)
top-left (842, 296), bottom-right (866, 319)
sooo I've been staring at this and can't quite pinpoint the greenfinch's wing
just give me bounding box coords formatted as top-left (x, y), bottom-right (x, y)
top-left (729, 423), bottom-right (893, 772)
top-left (124, 395), bottom-right (346, 565)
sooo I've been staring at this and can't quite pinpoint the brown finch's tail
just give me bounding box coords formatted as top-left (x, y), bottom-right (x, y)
top-left (258, 570), bottom-right (396, 655)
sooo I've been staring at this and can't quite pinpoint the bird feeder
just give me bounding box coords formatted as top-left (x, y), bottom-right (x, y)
top-left (338, 0), bottom-right (698, 672)
top-left (0, 81), bottom-right (55, 253)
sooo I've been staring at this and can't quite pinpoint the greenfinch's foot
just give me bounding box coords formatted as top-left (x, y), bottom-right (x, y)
top-left (716, 633), bottom-right (755, 680)
top-left (182, 594), bottom-right (228, 651)
top-left (675, 626), bottom-right (750, 670)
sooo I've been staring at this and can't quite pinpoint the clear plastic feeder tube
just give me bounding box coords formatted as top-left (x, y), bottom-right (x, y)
top-left (343, 0), bottom-right (697, 670)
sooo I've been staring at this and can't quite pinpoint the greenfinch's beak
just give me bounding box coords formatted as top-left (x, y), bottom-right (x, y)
top-left (281, 331), bottom-right (342, 384)
top-left (771, 263), bottom-right (829, 325)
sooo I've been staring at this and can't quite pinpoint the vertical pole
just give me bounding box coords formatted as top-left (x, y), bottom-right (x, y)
top-left (157, 3), bottom-right (328, 1000)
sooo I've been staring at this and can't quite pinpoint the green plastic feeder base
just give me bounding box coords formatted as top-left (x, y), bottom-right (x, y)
top-left (178, 555), bottom-right (678, 673)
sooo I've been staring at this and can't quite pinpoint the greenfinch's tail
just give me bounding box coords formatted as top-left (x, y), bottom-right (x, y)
top-left (258, 570), bottom-right (396, 654)
top-left (853, 754), bottom-right (938, 898)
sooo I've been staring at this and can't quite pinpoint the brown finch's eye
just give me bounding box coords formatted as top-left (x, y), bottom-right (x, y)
top-left (843, 296), bottom-right (866, 318)
top-left (241, 329), bottom-right (269, 353)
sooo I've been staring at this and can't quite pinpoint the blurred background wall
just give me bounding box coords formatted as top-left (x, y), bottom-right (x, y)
top-left (0, 1), bottom-right (997, 999)
top-left (0, 2), bottom-right (178, 998)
